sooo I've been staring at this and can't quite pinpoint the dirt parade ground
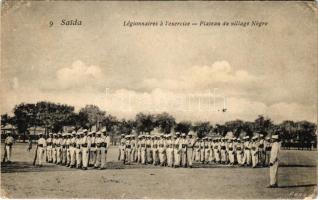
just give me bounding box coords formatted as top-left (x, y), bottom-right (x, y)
top-left (1, 143), bottom-right (317, 199)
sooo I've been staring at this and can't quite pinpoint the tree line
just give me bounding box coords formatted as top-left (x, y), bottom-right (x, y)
top-left (1, 101), bottom-right (317, 147)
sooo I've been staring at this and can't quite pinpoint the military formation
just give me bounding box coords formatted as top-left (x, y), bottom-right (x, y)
top-left (36, 128), bottom-right (110, 170)
top-left (118, 130), bottom-right (277, 169)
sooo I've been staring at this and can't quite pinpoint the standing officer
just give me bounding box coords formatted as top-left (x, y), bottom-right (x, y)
top-left (152, 135), bottom-right (159, 165)
top-left (46, 133), bottom-right (53, 163)
top-left (37, 133), bottom-right (47, 167)
top-left (204, 137), bottom-right (210, 164)
top-left (81, 129), bottom-right (89, 170)
top-left (180, 133), bottom-right (187, 167)
top-left (4, 131), bottom-right (15, 163)
top-left (186, 132), bottom-right (196, 167)
top-left (269, 135), bottom-right (280, 188)
top-left (214, 138), bottom-right (221, 164)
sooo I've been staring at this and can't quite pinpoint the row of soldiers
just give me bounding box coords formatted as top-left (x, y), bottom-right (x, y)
top-left (36, 129), bottom-right (110, 170)
top-left (119, 131), bottom-right (273, 168)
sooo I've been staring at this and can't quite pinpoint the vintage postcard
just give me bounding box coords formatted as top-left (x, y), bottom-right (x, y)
top-left (1, 1), bottom-right (317, 199)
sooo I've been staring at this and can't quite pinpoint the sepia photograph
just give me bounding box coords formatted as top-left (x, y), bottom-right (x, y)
top-left (1, 1), bottom-right (317, 199)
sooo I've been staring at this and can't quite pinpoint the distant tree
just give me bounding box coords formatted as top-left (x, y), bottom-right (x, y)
top-left (135, 113), bottom-right (155, 134)
top-left (79, 105), bottom-right (106, 130)
top-left (101, 114), bottom-right (118, 132)
top-left (254, 115), bottom-right (273, 134)
top-left (193, 121), bottom-right (212, 138)
top-left (154, 112), bottom-right (176, 134)
top-left (1, 114), bottom-right (14, 127)
top-left (174, 121), bottom-right (192, 134)
top-left (225, 120), bottom-right (244, 137)
top-left (117, 119), bottom-right (135, 135)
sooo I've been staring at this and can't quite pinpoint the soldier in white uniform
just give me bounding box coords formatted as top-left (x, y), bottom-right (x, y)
top-left (137, 135), bottom-right (142, 163)
top-left (66, 133), bottom-right (72, 167)
top-left (69, 131), bottom-right (77, 168)
top-left (193, 138), bottom-right (201, 162)
top-left (146, 135), bottom-right (153, 164)
top-left (165, 135), bottom-right (174, 167)
top-left (75, 132), bottom-right (83, 169)
top-left (100, 129), bottom-right (110, 169)
top-left (52, 133), bottom-right (58, 164)
top-left (236, 138), bottom-right (244, 166)
top-left (180, 133), bottom-right (187, 167)
top-left (89, 131), bottom-right (97, 167)
top-left (186, 132), bottom-right (196, 167)
top-left (258, 134), bottom-right (266, 167)
top-left (140, 135), bottom-right (146, 164)
top-left (152, 135), bottom-right (160, 165)
top-left (242, 136), bottom-right (252, 166)
top-left (131, 133), bottom-right (137, 162)
top-left (228, 138), bottom-right (235, 165)
top-left (220, 138), bottom-right (227, 164)
top-left (204, 137), bottom-right (210, 164)
top-left (269, 135), bottom-right (280, 188)
top-left (251, 136), bottom-right (259, 168)
top-left (61, 133), bottom-right (67, 165)
top-left (118, 134), bottom-right (126, 162)
top-left (4, 132), bottom-right (15, 163)
top-left (264, 136), bottom-right (272, 167)
top-left (81, 129), bottom-right (89, 170)
top-left (173, 132), bottom-right (181, 167)
top-left (125, 135), bottom-right (132, 164)
top-left (95, 131), bottom-right (102, 168)
top-left (158, 134), bottom-right (166, 166)
top-left (46, 133), bottom-right (53, 163)
top-left (37, 133), bottom-right (47, 167)
top-left (56, 133), bottom-right (63, 165)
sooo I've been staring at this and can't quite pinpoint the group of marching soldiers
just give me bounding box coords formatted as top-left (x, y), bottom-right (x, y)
top-left (36, 129), bottom-right (110, 170)
top-left (118, 131), bottom-right (274, 168)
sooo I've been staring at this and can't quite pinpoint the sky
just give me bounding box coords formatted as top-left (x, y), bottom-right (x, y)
top-left (1, 1), bottom-right (317, 124)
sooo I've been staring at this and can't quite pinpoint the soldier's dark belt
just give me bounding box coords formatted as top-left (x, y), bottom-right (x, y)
top-left (159, 144), bottom-right (164, 147)
top-left (221, 146), bottom-right (226, 150)
top-left (187, 145), bottom-right (193, 148)
top-left (205, 145), bottom-right (209, 148)
top-left (96, 144), bottom-right (101, 147)
top-left (175, 144), bottom-right (179, 148)
top-left (229, 148), bottom-right (233, 151)
top-left (251, 147), bottom-right (256, 151)
top-left (71, 144), bottom-right (76, 147)
top-left (236, 147), bottom-right (241, 150)
top-left (167, 145), bottom-right (173, 148)
top-left (153, 145), bottom-right (158, 148)
top-left (259, 144), bottom-right (264, 148)
top-left (141, 144), bottom-right (145, 147)
top-left (101, 143), bottom-right (107, 148)
top-left (265, 147), bottom-right (271, 151)
top-left (56, 145), bottom-right (61, 147)
top-left (245, 148), bottom-right (250, 150)
top-left (82, 144), bottom-right (87, 147)
top-left (52, 145), bottom-right (56, 148)
top-left (214, 147), bottom-right (218, 149)
top-left (91, 144), bottom-right (96, 147)
top-left (146, 145), bottom-right (151, 148)
top-left (137, 145), bottom-right (140, 148)
top-left (66, 145), bottom-right (70, 148)
top-left (47, 142), bottom-right (52, 145)
top-left (126, 145), bottom-right (132, 148)
top-left (76, 146), bottom-right (81, 149)
top-left (182, 144), bottom-right (187, 148)
top-left (38, 144), bottom-right (44, 147)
